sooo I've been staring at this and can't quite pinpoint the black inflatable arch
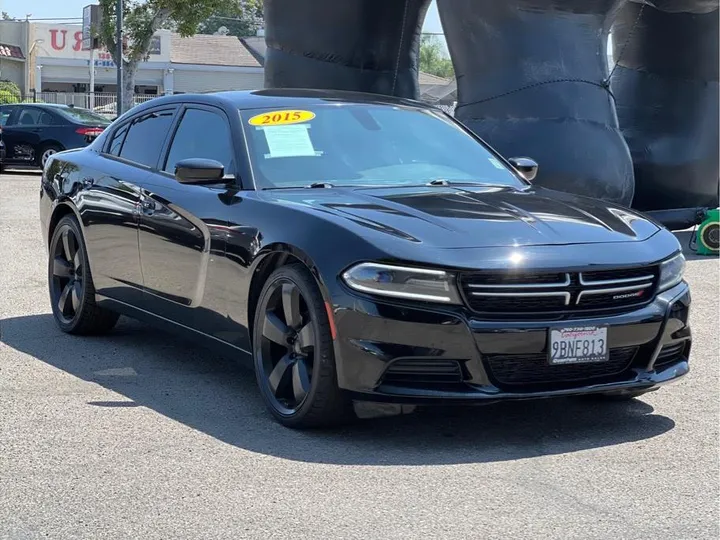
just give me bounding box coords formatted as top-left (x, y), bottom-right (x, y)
top-left (263, 0), bottom-right (719, 211)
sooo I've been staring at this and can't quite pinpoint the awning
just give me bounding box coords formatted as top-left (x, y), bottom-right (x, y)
top-left (0, 43), bottom-right (25, 61)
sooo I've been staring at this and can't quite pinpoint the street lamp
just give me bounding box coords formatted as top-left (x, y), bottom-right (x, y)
top-left (29, 38), bottom-right (45, 56)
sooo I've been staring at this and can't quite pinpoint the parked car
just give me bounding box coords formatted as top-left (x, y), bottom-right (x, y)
top-left (0, 130), bottom-right (5, 172)
top-left (39, 90), bottom-right (691, 428)
top-left (0, 103), bottom-right (110, 171)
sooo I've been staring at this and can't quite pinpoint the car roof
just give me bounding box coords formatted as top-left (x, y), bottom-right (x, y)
top-left (129, 88), bottom-right (436, 114)
top-left (2, 103), bottom-right (73, 109)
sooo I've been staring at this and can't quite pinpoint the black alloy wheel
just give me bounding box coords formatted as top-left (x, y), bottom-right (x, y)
top-left (48, 215), bottom-right (119, 334)
top-left (253, 264), bottom-right (351, 428)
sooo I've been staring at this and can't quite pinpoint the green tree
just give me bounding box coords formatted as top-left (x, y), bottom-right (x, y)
top-left (419, 34), bottom-right (454, 79)
top-left (198, 0), bottom-right (263, 38)
top-left (1, 12), bottom-right (15, 20)
top-left (0, 81), bottom-right (21, 104)
top-left (98, 0), bottom-right (238, 113)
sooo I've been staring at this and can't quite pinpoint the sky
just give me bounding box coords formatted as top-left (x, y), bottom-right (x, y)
top-left (1, 0), bottom-right (445, 32)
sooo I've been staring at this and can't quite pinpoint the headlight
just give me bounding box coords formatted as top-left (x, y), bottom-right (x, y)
top-left (657, 252), bottom-right (686, 292)
top-left (341, 263), bottom-right (462, 304)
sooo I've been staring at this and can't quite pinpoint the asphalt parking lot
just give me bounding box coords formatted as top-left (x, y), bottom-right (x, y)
top-left (1, 170), bottom-right (718, 539)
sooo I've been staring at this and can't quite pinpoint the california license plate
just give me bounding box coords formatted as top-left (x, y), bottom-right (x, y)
top-left (549, 326), bottom-right (609, 365)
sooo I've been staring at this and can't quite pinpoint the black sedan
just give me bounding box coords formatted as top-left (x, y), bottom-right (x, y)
top-left (39, 90), bottom-right (691, 428)
top-left (0, 103), bottom-right (109, 172)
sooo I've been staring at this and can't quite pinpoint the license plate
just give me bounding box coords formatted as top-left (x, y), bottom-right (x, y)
top-left (549, 326), bottom-right (608, 365)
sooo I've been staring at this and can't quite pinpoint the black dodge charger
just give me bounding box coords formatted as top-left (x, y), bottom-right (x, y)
top-left (39, 89), bottom-right (691, 428)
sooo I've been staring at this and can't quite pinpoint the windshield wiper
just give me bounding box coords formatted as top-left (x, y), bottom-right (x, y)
top-left (306, 182), bottom-right (334, 188)
top-left (426, 179), bottom-right (524, 189)
top-left (262, 183), bottom-right (334, 190)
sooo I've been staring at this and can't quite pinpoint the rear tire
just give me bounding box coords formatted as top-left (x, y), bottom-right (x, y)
top-left (48, 215), bottom-right (119, 335)
top-left (252, 264), bottom-right (353, 429)
top-left (38, 144), bottom-right (62, 168)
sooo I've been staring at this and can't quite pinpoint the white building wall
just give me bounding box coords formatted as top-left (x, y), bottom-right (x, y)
top-left (41, 64), bottom-right (165, 88)
top-left (173, 69), bottom-right (264, 93)
top-left (0, 61), bottom-right (25, 91)
top-left (0, 20), bottom-right (29, 93)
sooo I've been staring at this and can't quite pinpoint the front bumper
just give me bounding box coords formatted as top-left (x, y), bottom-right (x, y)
top-left (331, 281), bottom-right (691, 404)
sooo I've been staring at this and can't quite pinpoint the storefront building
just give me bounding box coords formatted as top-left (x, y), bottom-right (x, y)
top-left (1, 21), bottom-right (264, 98)
top-left (0, 20), bottom-right (30, 94)
top-left (31, 23), bottom-right (172, 95)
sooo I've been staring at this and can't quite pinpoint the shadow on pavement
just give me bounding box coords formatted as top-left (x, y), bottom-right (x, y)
top-left (2, 313), bottom-right (676, 466)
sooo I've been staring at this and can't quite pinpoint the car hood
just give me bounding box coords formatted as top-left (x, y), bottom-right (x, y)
top-left (258, 185), bottom-right (660, 248)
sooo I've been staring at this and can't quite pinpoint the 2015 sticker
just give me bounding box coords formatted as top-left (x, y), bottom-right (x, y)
top-left (248, 109), bottom-right (316, 126)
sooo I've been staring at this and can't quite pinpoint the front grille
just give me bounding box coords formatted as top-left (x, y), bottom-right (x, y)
top-left (381, 359), bottom-right (464, 386)
top-left (654, 342), bottom-right (687, 368)
top-left (460, 266), bottom-right (658, 316)
top-left (485, 346), bottom-right (638, 388)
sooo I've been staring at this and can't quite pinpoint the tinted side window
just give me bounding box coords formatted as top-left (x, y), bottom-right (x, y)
top-left (0, 107), bottom-right (12, 127)
top-left (17, 108), bottom-right (42, 126)
top-left (164, 108), bottom-right (234, 175)
top-left (108, 123), bottom-right (129, 156)
top-left (118, 110), bottom-right (174, 168)
top-left (38, 111), bottom-right (56, 125)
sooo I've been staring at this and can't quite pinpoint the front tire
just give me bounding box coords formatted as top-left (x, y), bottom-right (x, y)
top-left (252, 264), bottom-right (352, 428)
top-left (48, 215), bottom-right (119, 334)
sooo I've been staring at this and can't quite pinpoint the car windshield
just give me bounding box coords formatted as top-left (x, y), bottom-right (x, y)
top-left (240, 103), bottom-right (524, 189)
top-left (56, 107), bottom-right (112, 126)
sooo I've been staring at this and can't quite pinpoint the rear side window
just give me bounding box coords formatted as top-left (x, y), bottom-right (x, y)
top-left (17, 108), bottom-right (44, 126)
top-left (163, 108), bottom-right (234, 175)
top-left (116, 110), bottom-right (174, 168)
top-left (0, 107), bottom-right (11, 126)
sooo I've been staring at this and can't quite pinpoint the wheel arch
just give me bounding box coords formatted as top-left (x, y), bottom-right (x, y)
top-left (46, 201), bottom-right (93, 272)
top-left (47, 201), bottom-right (82, 241)
top-left (246, 243), bottom-right (333, 339)
top-left (40, 139), bottom-right (65, 151)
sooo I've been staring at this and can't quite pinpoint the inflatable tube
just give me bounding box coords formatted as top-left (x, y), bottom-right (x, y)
top-left (610, 0), bottom-right (719, 211)
top-left (438, 0), bottom-right (635, 205)
top-left (263, 0), bottom-right (431, 98)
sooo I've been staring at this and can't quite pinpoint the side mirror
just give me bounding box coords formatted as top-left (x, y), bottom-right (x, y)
top-left (175, 158), bottom-right (225, 185)
top-left (508, 157), bottom-right (538, 182)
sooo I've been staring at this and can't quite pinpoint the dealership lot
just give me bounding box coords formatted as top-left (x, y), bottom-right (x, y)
top-left (1, 171), bottom-right (718, 539)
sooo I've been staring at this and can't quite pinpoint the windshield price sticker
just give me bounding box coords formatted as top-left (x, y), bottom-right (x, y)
top-left (549, 326), bottom-right (609, 365)
top-left (260, 124), bottom-right (318, 158)
top-left (249, 109), bottom-right (316, 127)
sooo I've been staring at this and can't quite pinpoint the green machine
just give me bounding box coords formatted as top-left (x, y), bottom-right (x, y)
top-left (695, 208), bottom-right (719, 256)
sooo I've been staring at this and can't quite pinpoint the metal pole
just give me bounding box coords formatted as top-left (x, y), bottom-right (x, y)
top-left (116, 0), bottom-right (123, 117)
top-left (89, 48), bottom-right (96, 110)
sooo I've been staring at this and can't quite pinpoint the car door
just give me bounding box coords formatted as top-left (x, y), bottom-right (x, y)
top-left (2, 106), bottom-right (46, 164)
top-left (0, 106), bottom-right (28, 164)
top-left (137, 104), bottom-right (240, 342)
top-left (79, 107), bottom-right (176, 307)
top-left (0, 106), bottom-right (11, 162)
